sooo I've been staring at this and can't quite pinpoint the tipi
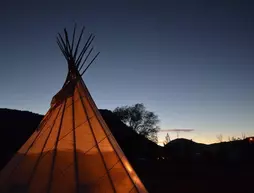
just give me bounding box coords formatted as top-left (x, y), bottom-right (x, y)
top-left (0, 26), bottom-right (148, 193)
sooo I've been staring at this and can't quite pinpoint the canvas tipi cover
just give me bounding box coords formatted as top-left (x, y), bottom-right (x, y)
top-left (0, 27), bottom-right (148, 193)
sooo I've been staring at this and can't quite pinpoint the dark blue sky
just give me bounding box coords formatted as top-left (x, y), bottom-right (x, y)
top-left (1, 0), bottom-right (254, 144)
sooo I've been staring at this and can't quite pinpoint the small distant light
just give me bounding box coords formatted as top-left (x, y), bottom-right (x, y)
top-left (249, 138), bottom-right (253, 141)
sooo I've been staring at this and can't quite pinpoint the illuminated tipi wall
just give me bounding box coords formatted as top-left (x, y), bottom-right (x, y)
top-left (0, 26), bottom-right (148, 193)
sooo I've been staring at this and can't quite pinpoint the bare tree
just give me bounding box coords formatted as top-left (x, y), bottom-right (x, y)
top-left (163, 133), bottom-right (171, 146)
top-left (216, 134), bottom-right (223, 143)
top-left (228, 136), bottom-right (240, 142)
top-left (241, 133), bottom-right (246, 140)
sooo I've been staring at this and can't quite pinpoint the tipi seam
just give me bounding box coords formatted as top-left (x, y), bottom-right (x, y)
top-left (46, 100), bottom-right (67, 193)
top-left (77, 84), bottom-right (117, 193)
top-left (26, 103), bottom-right (64, 191)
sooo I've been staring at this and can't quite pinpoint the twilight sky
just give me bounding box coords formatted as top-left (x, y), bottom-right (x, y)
top-left (0, 0), bottom-right (254, 144)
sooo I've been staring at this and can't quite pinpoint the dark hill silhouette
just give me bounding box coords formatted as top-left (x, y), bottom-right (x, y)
top-left (0, 108), bottom-right (43, 169)
top-left (165, 138), bottom-right (206, 149)
top-left (163, 138), bottom-right (207, 163)
top-left (164, 137), bottom-right (254, 163)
